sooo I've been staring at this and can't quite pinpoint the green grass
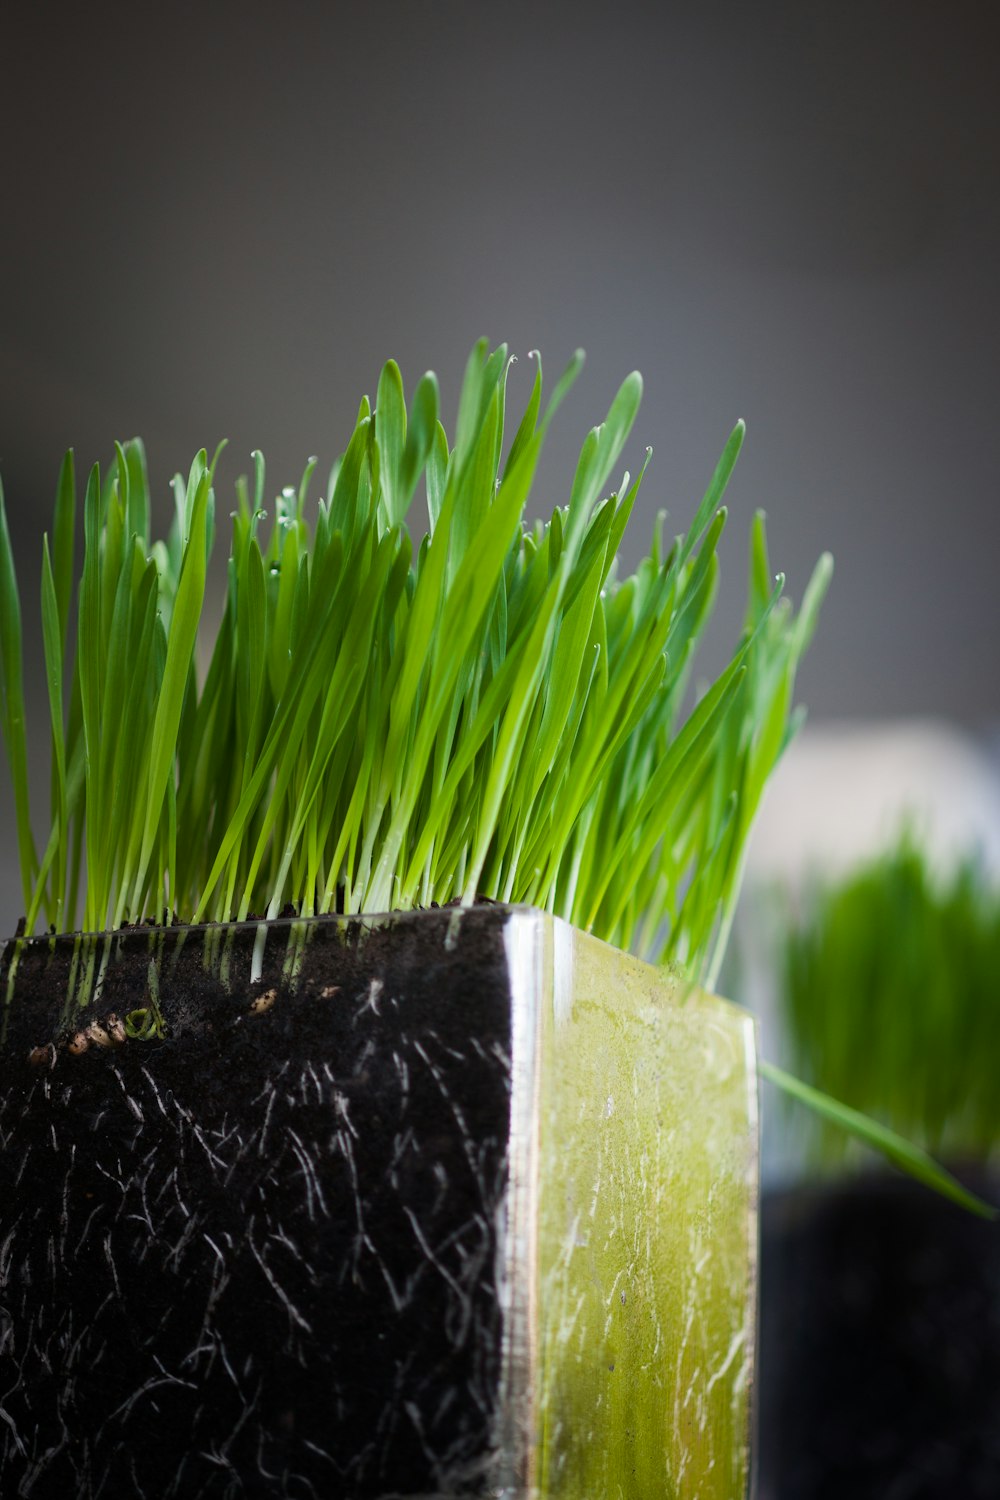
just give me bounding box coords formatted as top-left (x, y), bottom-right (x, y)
top-left (780, 835), bottom-right (1000, 1166)
top-left (0, 340), bottom-right (990, 1212)
top-left (0, 342), bottom-right (830, 978)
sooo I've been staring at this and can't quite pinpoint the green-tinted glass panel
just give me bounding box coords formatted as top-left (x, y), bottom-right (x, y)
top-left (507, 914), bottom-right (757, 1499)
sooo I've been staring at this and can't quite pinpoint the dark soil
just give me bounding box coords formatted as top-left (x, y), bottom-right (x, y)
top-left (759, 1170), bottom-right (1000, 1500)
top-left (0, 909), bottom-right (517, 1499)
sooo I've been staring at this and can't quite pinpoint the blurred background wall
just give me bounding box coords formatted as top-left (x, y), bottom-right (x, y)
top-left (2, 0), bottom-right (999, 935)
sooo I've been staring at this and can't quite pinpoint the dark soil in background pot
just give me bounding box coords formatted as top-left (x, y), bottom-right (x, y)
top-left (759, 1170), bottom-right (1000, 1500)
top-left (0, 909), bottom-right (516, 1499)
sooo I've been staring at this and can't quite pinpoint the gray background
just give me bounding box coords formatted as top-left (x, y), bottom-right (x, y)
top-left (2, 0), bottom-right (998, 933)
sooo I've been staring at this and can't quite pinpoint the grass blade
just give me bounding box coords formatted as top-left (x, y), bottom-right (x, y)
top-left (761, 1062), bottom-right (997, 1219)
top-left (0, 477), bottom-right (37, 910)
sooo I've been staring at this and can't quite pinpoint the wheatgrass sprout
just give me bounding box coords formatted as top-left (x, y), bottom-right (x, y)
top-left (779, 837), bottom-right (1000, 1163)
top-left (0, 343), bottom-right (825, 974)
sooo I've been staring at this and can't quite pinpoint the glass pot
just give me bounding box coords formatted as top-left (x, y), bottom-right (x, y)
top-left (0, 905), bottom-right (757, 1499)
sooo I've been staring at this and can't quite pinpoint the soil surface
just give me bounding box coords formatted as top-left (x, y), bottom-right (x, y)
top-left (759, 1170), bottom-right (1000, 1500)
top-left (0, 909), bottom-right (516, 1499)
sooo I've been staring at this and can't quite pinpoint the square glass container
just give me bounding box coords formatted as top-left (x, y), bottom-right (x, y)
top-left (0, 905), bottom-right (757, 1498)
